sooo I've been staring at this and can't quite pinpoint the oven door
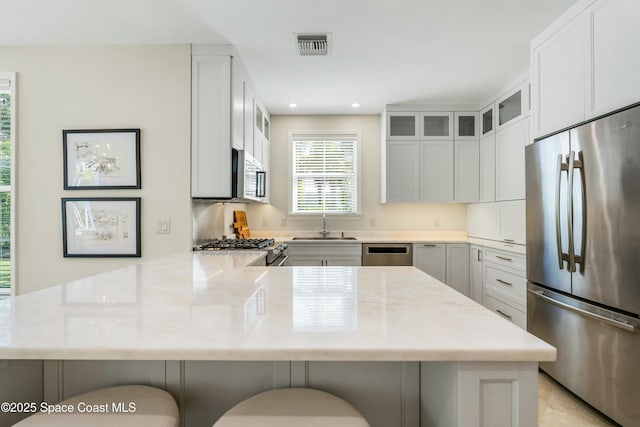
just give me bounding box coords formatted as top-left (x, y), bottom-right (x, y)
top-left (268, 254), bottom-right (289, 266)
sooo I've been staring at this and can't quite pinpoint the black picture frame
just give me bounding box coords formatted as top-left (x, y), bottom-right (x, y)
top-left (63, 129), bottom-right (141, 189)
top-left (62, 197), bottom-right (141, 257)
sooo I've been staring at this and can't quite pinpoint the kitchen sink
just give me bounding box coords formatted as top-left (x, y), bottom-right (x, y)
top-left (292, 236), bottom-right (358, 240)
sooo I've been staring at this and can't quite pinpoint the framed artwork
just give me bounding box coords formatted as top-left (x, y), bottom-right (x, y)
top-left (62, 197), bottom-right (141, 257)
top-left (63, 129), bottom-right (141, 189)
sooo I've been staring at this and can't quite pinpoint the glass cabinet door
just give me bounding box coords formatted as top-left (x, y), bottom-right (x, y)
top-left (454, 112), bottom-right (479, 140)
top-left (498, 90), bottom-right (521, 126)
top-left (496, 82), bottom-right (529, 130)
top-left (387, 112), bottom-right (419, 140)
top-left (255, 105), bottom-right (264, 134)
top-left (263, 116), bottom-right (270, 141)
top-left (480, 104), bottom-right (494, 136)
top-left (420, 112), bottom-right (453, 140)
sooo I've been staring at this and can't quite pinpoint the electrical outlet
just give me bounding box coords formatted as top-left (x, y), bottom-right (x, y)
top-left (280, 218), bottom-right (287, 227)
top-left (369, 218), bottom-right (376, 227)
top-left (262, 218), bottom-right (268, 227)
top-left (156, 220), bottom-right (171, 234)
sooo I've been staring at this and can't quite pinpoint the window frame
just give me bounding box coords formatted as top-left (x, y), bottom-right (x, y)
top-left (288, 130), bottom-right (361, 216)
top-left (0, 72), bottom-right (16, 297)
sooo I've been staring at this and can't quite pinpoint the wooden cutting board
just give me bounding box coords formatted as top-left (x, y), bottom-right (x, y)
top-left (233, 211), bottom-right (250, 239)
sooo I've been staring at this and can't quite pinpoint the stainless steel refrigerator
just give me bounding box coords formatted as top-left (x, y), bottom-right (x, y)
top-left (526, 103), bottom-right (640, 426)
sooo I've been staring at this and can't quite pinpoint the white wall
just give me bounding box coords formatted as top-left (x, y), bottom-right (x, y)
top-left (0, 46), bottom-right (192, 294)
top-left (246, 115), bottom-right (467, 233)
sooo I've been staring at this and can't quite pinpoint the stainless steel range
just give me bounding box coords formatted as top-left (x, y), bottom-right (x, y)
top-left (193, 238), bottom-right (288, 266)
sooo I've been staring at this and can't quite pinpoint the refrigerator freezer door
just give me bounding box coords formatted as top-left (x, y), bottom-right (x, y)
top-left (525, 132), bottom-right (571, 293)
top-left (570, 105), bottom-right (640, 315)
top-left (528, 283), bottom-right (640, 426)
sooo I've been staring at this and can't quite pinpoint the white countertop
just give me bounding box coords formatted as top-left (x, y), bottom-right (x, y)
top-left (0, 251), bottom-right (551, 361)
top-left (253, 231), bottom-right (526, 254)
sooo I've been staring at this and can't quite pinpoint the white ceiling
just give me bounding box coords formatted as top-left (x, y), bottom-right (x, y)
top-left (1, 0), bottom-right (577, 114)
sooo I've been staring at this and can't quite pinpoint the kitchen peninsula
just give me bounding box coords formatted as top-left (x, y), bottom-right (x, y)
top-left (0, 251), bottom-right (554, 427)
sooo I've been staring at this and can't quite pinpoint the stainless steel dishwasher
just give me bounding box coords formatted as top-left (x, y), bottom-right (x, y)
top-left (361, 243), bottom-right (413, 266)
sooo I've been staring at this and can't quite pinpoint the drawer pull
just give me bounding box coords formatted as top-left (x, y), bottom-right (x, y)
top-left (423, 244), bottom-right (437, 247)
top-left (496, 255), bottom-right (513, 262)
top-left (496, 279), bottom-right (513, 287)
top-left (503, 239), bottom-right (515, 243)
top-left (496, 309), bottom-right (512, 320)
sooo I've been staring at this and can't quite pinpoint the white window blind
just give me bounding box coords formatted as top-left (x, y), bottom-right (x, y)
top-left (0, 76), bottom-right (12, 294)
top-left (291, 133), bottom-right (358, 214)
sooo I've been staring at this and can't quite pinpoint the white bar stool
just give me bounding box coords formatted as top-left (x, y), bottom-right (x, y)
top-left (213, 388), bottom-right (370, 426)
top-left (14, 385), bottom-right (179, 427)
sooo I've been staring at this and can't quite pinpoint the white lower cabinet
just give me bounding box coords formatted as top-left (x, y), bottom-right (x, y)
top-left (446, 244), bottom-right (469, 296)
top-left (286, 243), bottom-right (362, 266)
top-left (413, 243), bottom-right (446, 283)
top-left (413, 243), bottom-right (469, 297)
top-left (469, 245), bottom-right (483, 304)
top-left (484, 294), bottom-right (526, 328)
top-left (482, 248), bottom-right (527, 329)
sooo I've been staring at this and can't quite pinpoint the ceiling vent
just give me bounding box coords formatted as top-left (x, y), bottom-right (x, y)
top-left (296, 34), bottom-right (330, 56)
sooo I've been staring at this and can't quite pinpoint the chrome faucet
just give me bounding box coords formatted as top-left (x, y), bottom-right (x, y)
top-left (319, 213), bottom-right (330, 237)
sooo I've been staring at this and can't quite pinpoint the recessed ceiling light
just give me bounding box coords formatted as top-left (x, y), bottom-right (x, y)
top-left (351, 103), bottom-right (360, 108)
top-left (289, 103), bottom-right (297, 108)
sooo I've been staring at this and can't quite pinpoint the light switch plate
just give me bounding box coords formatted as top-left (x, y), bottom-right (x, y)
top-left (156, 220), bottom-right (171, 234)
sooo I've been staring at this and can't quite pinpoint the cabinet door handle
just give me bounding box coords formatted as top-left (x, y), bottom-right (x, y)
top-left (423, 244), bottom-right (437, 247)
top-left (496, 255), bottom-right (512, 262)
top-left (495, 309), bottom-right (512, 320)
top-left (496, 279), bottom-right (513, 287)
top-left (477, 251), bottom-right (482, 262)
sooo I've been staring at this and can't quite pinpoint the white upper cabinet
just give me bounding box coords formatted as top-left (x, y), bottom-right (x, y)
top-left (531, 12), bottom-right (588, 138)
top-left (454, 112), bottom-right (479, 140)
top-left (531, 0), bottom-right (640, 138)
top-left (191, 55), bottom-right (232, 198)
top-left (588, 0), bottom-right (640, 117)
top-left (386, 141), bottom-right (420, 203)
top-left (191, 46), bottom-right (270, 201)
top-left (231, 58), bottom-right (245, 151)
top-left (495, 118), bottom-right (528, 201)
top-left (420, 140), bottom-right (454, 202)
top-left (454, 140), bottom-right (479, 203)
top-left (466, 201), bottom-right (526, 245)
top-left (479, 134), bottom-right (496, 202)
top-left (420, 112), bottom-right (454, 140)
top-left (480, 104), bottom-right (495, 137)
top-left (499, 201), bottom-right (526, 245)
top-left (387, 112), bottom-right (419, 140)
top-left (243, 82), bottom-right (255, 157)
top-left (496, 82), bottom-right (529, 131)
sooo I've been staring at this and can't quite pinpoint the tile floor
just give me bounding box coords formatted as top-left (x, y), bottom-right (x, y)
top-left (539, 371), bottom-right (619, 426)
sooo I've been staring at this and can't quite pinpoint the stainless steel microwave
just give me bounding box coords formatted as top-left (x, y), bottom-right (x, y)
top-left (232, 149), bottom-right (266, 202)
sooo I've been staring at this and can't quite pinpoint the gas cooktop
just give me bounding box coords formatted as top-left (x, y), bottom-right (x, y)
top-left (195, 238), bottom-right (276, 251)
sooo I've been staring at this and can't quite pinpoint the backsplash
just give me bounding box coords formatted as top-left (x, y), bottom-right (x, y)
top-left (192, 201), bottom-right (250, 243)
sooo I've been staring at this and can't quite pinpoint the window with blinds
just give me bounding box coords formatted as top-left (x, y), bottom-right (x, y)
top-left (0, 75), bottom-right (14, 295)
top-left (291, 133), bottom-right (359, 214)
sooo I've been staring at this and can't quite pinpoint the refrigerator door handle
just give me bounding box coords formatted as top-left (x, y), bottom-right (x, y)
top-left (567, 152), bottom-right (577, 272)
top-left (555, 154), bottom-right (569, 269)
top-left (528, 288), bottom-right (636, 333)
top-left (577, 151), bottom-right (586, 270)
top-left (567, 151), bottom-right (585, 272)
